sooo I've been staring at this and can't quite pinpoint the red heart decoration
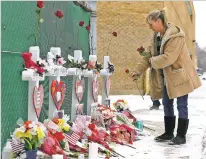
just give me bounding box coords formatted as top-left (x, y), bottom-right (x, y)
top-left (106, 76), bottom-right (111, 98)
top-left (51, 80), bottom-right (66, 110)
top-left (92, 79), bottom-right (99, 102)
top-left (33, 85), bottom-right (44, 118)
top-left (75, 78), bottom-right (85, 103)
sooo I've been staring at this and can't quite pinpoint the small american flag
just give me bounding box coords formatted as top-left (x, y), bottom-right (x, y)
top-left (10, 140), bottom-right (24, 154)
top-left (64, 130), bottom-right (80, 145)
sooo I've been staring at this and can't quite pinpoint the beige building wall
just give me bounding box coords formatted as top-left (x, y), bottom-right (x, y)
top-left (164, 1), bottom-right (196, 64)
top-left (96, 1), bottom-right (196, 95)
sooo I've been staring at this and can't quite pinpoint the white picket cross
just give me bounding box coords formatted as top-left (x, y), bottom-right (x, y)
top-left (100, 56), bottom-right (112, 106)
top-left (22, 46), bottom-right (45, 122)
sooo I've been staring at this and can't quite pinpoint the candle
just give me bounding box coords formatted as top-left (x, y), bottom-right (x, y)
top-left (104, 56), bottom-right (110, 69)
top-left (52, 154), bottom-right (63, 159)
top-left (88, 142), bottom-right (98, 159)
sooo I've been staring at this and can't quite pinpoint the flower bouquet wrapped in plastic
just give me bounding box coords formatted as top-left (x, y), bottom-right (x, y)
top-left (40, 131), bottom-right (67, 159)
top-left (113, 99), bottom-right (130, 112)
top-left (71, 115), bottom-right (91, 137)
top-left (87, 123), bottom-right (125, 158)
top-left (110, 124), bottom-right (136, 145)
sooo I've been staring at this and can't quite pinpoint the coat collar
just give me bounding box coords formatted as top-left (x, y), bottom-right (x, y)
top-left (152, 23), bottom-right (185, 55)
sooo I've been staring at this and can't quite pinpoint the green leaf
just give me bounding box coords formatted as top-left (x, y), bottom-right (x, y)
top-left (36, 9), bottom-right (40, 14)
top-left (59, 141), bottom-right (66, 149)
top-left (24, 138), bottom-right (32, 150)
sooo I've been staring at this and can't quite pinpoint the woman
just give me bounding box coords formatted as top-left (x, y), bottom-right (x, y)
top-left (131, 9), bottom-right (202, 145)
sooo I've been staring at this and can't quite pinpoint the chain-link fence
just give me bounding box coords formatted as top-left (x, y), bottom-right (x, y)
top-left (1, 1), bottom-right (90, 149)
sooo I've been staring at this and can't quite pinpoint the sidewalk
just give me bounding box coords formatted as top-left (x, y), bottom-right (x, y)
top-left (108, 80), bottom-right (206, 159)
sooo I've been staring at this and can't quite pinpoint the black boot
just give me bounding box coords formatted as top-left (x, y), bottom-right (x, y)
top-left (150, 105), bottom-right (160, 110)
top-left (155, 116), bottom-right (176, 142)
top-left (169, 118), bottom-right (189, 145)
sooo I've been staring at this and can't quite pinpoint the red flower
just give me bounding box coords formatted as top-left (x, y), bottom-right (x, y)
top-left (24, 121), bottom-right (32, 129)
top-left (37, 1), bottom-right (44, 8)
top-left (125, 69), bottom-right (129, 74)
top-left (112, 32), bottom-right (117, 37)
top-left (85, 25), bottom-right (90, 31)
top-left (88, 123), bottom-right (96, 130)
top-left (55, 10), bottom-right (64, 19)
top-left (52, 118), bottom-right (59, 124)
top-left (79, 21), bottom-right (84, 26)
top-left (137, 46), bottom-right (145, 53)
top-left (37, 67), bottom-right (44, 74)
top-left (54, 132), bottom-right (65, 142)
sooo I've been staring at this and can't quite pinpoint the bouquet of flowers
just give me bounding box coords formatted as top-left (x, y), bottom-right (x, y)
top-left (110, 124), bottom-right (136, 144)
top-left (40, 131), bottom-right (67, 159)
top-left (115, 112), bottom-right (137, 130)
top-left (44, 116), bottom-right (72, 150)
top-left (97, 104), bottom-right (116, 120)
top-left (97, 104), bottom-right (116, 129)
top-left (87, 123), bottom-right (124, 158)
top-left (137, 46), bottom-right (152, 58)
top-left (12, 120), bottom-right (46, 151)
top-left (113, 99), bottom-right (130, 112)
top-left (51, 117), bottom-right (70, 133)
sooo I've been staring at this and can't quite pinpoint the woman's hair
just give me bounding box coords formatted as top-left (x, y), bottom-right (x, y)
top-left (146, 7), bottom-right (168, 27)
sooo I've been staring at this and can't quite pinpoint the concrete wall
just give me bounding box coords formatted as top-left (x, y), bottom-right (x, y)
top-left (96, 1), bottom-right (196, 95)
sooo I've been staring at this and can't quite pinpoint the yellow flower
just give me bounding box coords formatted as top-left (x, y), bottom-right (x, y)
top-left (57, 119), bottom-right (64, 127)
top-left (16, 130), bottom-right (32, 140)
top-left (36, 127), bottom-right (45, 140)
top-left (63, 125), bottom-right (70, 132)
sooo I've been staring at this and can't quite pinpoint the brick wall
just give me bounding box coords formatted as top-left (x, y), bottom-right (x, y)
top-left (97, 1), bottom-right (196, 95)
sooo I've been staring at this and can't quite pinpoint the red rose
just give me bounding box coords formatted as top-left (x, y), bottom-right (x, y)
top-left (55, 10), bottom-right (64, 19)
top-left (79, 21), bottom-right (84, 26)
top-left (137, 46), bottom-right (145, 53)
top-left (112, 31), bottom-right (117, 37)
top-left (37, 1), bottom-right (44, 8)
top-left (125, 69), bottom-right (129, 74)
top-left (140, 46), bottom-right (145, 51)
top-left (85, 25), bottom-right (90, 31)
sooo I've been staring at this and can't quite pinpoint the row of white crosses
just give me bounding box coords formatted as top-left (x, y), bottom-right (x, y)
top-left (22, 46), bottom-right (112, 122)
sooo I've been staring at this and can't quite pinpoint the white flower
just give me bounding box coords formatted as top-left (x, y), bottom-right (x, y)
top-left (30, 128), bottom-right (37, 135)
top-left (62, 115), bottom-right (70, 122)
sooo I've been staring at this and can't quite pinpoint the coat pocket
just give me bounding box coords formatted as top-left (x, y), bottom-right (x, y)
top-left (169, 68), bottom-right (189, 87)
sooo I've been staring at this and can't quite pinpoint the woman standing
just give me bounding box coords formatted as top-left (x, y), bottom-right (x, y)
top-left (131, 9), bottom-right (201, 145)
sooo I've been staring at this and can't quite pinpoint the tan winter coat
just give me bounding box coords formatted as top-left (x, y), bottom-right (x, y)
top-left (136, 23), bottom-right (202, 100)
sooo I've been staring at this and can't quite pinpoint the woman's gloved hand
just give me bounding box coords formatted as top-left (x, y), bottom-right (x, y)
top-left (139, 51), bottom-right (152, 58)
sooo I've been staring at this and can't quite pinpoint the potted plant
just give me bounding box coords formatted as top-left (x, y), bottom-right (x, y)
top-left (12, 121), bottom-right (46, 159)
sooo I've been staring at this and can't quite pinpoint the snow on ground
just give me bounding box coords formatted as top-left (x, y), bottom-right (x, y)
top-left (99, 80), bottom-right (206, 159)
